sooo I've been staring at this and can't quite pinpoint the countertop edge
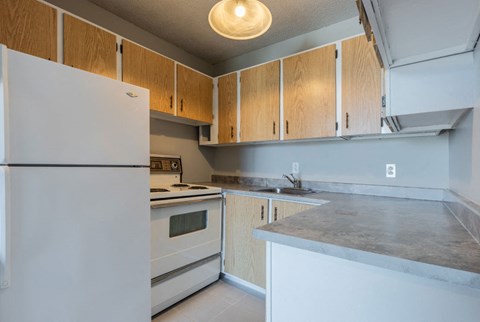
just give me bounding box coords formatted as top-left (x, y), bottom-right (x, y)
top-left (220, 188), bottom-right (330, 204)
top-left (253, 228), bottom-right (480, 290)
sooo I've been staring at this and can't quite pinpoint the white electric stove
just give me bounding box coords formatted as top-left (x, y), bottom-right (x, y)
top-left (149, 155), bottom-right (222, 316)
top-left (150, 154), bottom-right (221, 199)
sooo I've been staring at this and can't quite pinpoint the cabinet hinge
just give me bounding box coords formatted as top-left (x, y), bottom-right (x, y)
top-left (335, 122), bottom-right (338, 131)
top-left (116, 43), bottom-right (118, 52)
top-left (381, 95), bottom-right (386, 108)
top-left (120, 44), bottom-right (123, 54)
top-left (335, 49), bottom-right (338, 59)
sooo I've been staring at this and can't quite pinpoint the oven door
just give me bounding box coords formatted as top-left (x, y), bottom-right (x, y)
top-left (150, 194), bottom-right (222, 279)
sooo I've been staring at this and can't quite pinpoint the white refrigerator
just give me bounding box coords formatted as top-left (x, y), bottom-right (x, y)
top-left (0, 46), bottom-right (151, 322)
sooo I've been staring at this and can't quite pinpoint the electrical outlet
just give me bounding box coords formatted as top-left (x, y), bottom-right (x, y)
top-left (386, 164), bottom-right (396, 178)
top-left (292, 162), bottom-right (300, 174)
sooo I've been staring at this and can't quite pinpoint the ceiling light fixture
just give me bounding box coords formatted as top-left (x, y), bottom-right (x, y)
top-left (208, 0), bottom-right (272, 40)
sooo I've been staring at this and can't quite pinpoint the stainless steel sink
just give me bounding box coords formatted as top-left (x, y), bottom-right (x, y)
top-left (251, 187), bottom-right (316, 195)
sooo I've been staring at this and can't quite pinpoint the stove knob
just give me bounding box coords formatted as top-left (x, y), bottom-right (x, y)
top-left (171, 161), bottom-right (178, 169)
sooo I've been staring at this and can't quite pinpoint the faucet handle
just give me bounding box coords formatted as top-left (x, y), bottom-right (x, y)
top-left (283, 173), bottom-right (301, 188)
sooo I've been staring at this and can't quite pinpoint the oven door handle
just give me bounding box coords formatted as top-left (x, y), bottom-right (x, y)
top-left (151, 194), bottom-right (222, 209)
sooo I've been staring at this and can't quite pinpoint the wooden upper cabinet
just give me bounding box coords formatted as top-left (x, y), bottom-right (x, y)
top-left (342, 35), bottom-right (382, 136)
top-left (283, 45), bottom-right (337, 140)
top-left (63, 14), bottom-right (117, 79)
top-left (0, 0), bottom-right (57, 61)
top-left (177, 65), bottom-right (213, 124)
top-left (240, 61), bottom-right (280, 142)
top-left (122, 40), bottom-right (175, 114)
top-left (218, 73), bottom-right (238, 143)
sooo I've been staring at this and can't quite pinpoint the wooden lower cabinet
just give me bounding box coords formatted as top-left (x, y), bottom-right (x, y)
top-left (224, 194), bottom-right (268, 288)
top-left (224, 194), bottom-right (318, 289)
top-left (271, 200), bottom-right (316, 222)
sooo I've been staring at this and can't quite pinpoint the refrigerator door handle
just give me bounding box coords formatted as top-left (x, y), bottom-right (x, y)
top-left (0, 167), bottom-right (10, 289)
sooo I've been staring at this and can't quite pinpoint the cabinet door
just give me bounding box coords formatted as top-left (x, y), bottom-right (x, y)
top-left (240, 61), bottom-right (280, 142)
top-left (177, 65), bottom-right (213, 124)
top-left (218, 73), bottom-right (238, 143)
top-left (224, 194), bottom-right (268, 288)
top-left (0, 0), bottom-right (57, 61)
top-left (283, 45), bottom-right (336, 140)
top-left (342, 35), bottom-right (382, 136)
top-left (122, 40), bottom-right (175, 114)
top-left (63, 14), bottom-right (117, 79)
top-left (272, 200), bottom-right (316, 222)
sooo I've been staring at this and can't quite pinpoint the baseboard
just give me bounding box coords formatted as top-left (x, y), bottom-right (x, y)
top-left (220, 273), bottom-right (266, 299)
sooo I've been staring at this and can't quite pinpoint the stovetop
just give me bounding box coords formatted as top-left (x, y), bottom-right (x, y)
top-left (149, 154), bottom-right (221, 200)
top-left (150, 183), bottom-right (221, 200)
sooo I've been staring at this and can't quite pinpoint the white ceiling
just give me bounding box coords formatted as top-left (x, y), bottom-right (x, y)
top-left (86, 0), bottom-right (358, 64)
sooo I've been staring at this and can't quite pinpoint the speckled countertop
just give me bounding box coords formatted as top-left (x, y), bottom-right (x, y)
top-left (204, 182), bottom-right (480, 289)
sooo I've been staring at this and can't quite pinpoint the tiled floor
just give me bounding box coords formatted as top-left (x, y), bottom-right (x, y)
top-left (152, 280), bottom-right (265, 322)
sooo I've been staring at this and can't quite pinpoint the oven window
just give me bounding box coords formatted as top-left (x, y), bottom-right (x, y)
top-left (169, 211), bottom-right (207, 238)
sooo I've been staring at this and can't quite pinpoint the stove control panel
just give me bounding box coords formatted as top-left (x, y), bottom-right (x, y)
top-left (150, 156), bottom-right (182, 174)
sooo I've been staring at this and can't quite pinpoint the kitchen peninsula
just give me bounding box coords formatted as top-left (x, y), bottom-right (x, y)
top-left (252, 190), bottom-right (480, 322)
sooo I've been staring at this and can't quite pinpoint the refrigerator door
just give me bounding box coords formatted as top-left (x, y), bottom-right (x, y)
top-left (0, 166), bottom-right (9, 289)
top-left (0, 47), bottom-right (149, 166)
top-left (0, 167), bottom-right (150, 322)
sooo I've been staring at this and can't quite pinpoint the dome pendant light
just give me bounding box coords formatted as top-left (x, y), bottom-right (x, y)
top-left (208, 0), bottom-right (272, 40)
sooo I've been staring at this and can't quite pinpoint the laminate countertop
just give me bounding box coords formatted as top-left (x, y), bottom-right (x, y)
top-left (205, 182), bottom-right (480, 289)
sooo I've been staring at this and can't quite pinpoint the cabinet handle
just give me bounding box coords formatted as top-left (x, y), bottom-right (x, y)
top-left (286, 120), bottom-right (289, 135)
top-left (346, 112), bottom-right (349, 129)
top-left (230, 126), bottom-right (234, 139)
top-left (170, 96), bottom-right (173, 109)
top-left (261, 205), bottom-right (264, 220)
top-left (274, 207), bottom-right (278, 221)
top-left (180, 99), bottom-right (184, 112)
top-left (273, 121), bottom-right (276, 135)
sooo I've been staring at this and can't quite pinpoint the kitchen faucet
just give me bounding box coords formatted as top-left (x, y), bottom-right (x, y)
top-left (283, 173), bottom-right (301, 188)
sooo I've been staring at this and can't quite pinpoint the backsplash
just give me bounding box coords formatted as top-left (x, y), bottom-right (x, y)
top-left (444, 191), bottom-right (480, 244)
top-left (211, 175), bottom-right (445, 201)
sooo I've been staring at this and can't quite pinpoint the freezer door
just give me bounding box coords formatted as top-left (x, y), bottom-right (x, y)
top-left (1, 48), bottom-right (149, 165)
top-left (0, 167), bottom-right (150, 322)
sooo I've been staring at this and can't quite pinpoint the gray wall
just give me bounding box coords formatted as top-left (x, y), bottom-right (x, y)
top-left (213, 17), bottom-right (363, 76)
top-left (43, 0), bottom-right (213, 75)
top-left (150, 118), bottom-right (215, 183)
top-left (42, 0), bottom-right (463, 193)
top-left (213, 135), bottom-right (450, 189)
top-left (449, 45), bottom-right (480, 205)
